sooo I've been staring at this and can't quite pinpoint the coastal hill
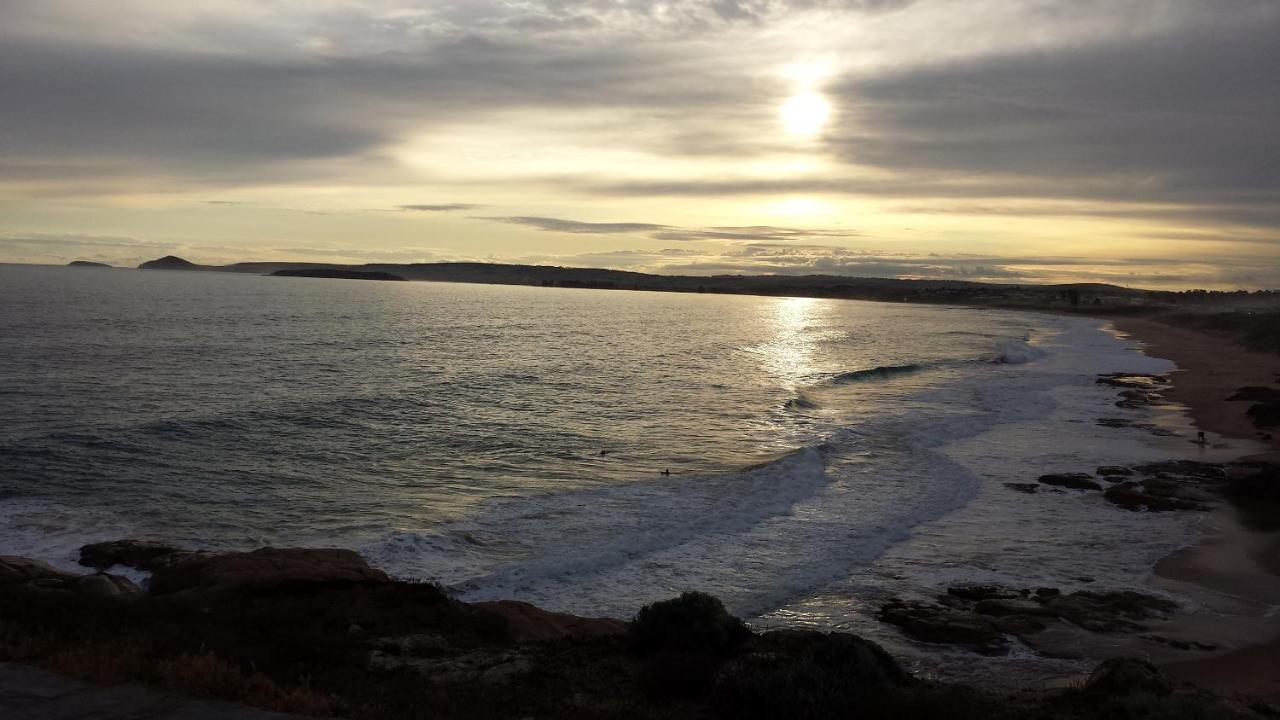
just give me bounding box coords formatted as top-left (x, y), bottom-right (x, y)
top-left (67, 260), bottom-right (112, 268)
top-left (272, 268), bottom-right (408, 281)
top-left (133, 255), bottom-right (1278, 316)
top-left (138, 255), bottom-right (203, 270)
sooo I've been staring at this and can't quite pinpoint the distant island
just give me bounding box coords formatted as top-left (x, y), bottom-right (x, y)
top-left (138, 255), bottom-right (203, 270)
top-left (272, 269), bottom-right (407, 281)
top-left (67, 260), bottom-right (112, 268)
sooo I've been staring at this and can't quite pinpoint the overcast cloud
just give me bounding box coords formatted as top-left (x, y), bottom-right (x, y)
top-left (0, 0), bottom-right (1276, 287)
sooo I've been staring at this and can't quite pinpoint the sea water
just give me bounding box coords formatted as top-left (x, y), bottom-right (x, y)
top-left (0, 265), bottom-right (1212, 680)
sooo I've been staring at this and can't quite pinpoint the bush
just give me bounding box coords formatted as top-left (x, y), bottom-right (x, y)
top-left (638, 650), bottom-right (720, 700)
top-left (712, 630), bottom-right (916, 720)
top-left (630, 592), bottom-right (750, 657)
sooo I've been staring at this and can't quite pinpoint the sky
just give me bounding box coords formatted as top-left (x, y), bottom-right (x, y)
top-left (2, 0), bottom-right (1278, 289)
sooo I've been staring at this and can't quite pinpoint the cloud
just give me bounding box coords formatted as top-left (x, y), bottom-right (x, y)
top-left (398, 203), bottom-right (478, 212)
top-left (652, 225), bottom-right (860, 242)
top-left (480, 216), bottom-right (672, 234)
top-left (826, 7), bottom-right (1280, 221)
top-left (478, 215), bottom-right (862, 243)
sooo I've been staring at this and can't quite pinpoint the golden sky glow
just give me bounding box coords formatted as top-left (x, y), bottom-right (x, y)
top-left (1, 1), bottom-right (1277, 289)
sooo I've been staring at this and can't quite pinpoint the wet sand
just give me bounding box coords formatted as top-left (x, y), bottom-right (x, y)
top-left (1112, 317), bottom-right (1280, 702)
top-left (1111, 317), bottom-right (1280, 457)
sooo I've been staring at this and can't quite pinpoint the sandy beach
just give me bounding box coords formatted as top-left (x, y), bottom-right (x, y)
top-left (1113, 317), bottom-right (1280, 702)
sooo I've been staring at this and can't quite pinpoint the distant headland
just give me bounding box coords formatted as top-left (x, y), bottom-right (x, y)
top-left (271, 268), bottom-right (407, 281)
top-left (130, 254), bottom-right (1277, 317)
top-left (67, 260), bottom-right (112, 268)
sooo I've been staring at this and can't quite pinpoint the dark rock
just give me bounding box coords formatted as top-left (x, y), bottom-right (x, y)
top-left (148, 547), bottom-right (390, 596)
top-left (1096, 374), bottom-right (1169, 389)
top-left (878, 599), bottom-right (1008, 655)
top-left (1043, 591), bottom-right (1177, 633)
top-left (1142, 635), bottom-right (1219, 651)
top-left (470, 599), bottom-right (626, 641)
top-left (1247, 402), bottom-right (1280, 428)
top-left (1004, 482), bottom-right (1039, 493)
top-left (1227, 463), bottom-right (1280, 501)
top-left (1083, 657), bottom-right (1175, 696)
top-left (1115, 389), bottom-right (1167, 409)
top-left (1131, 460), bottom-right (1226, 480)
top-left (1227, 386), bottom-right (1280, 402)
top-left (1095, 418), bottom-right (1181, 437)
top-left (946, 584), bottom-right (1022, 601)
top-left (994, 615), bottom-right (1050, 636)
top-left (79, 539), bottom-right (193, 572)
top-left (974, 599), bottom-right (1057, 617)
top-left (0, 556), bottom-right (77, 586)
top-left (72, 573), bottom-right (144, 600)
top-left (1096, 466), bottom-right (1133, 477)
top-left (1104, 483), bottom-right (1204, 512)
top-left (1038, 473), bottom-right (1102, 491)
top-left (1034, 587), bottom-right (1061, 599)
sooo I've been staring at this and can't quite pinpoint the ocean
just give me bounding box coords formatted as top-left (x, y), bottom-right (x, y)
top-left (0, 265), bottom-right (1210, 680)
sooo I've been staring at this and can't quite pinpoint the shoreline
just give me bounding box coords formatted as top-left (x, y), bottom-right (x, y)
top-left (1109, 316), bottom-right (1280, 701)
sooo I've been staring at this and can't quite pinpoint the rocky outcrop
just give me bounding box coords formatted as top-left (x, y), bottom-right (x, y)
top-left (469, 600), bottom-right (626, 642)
top-left (1104, 480), bottom-right (1210, 512)
top-left (1097, 373), bottom-right (1172, 409)
top-left (0, 555), bottom-right (142, 599)
top-left (878, 599), bottom-right (1009, 655)
top-left (148, 547), bottom-right (390, 596)
top-left (1247, 402), bottom-right (1280, 428)
top-left (1227, 386), bottom-right (1280, 403)
top-left (78, 539), bottom-right (196, 572)
top-left (0, 556), bottom-right (77, 586)
top-left (1038, 473), bottom-right (1102, 491)
top-left (879, 585), bottom-right (1178, 655)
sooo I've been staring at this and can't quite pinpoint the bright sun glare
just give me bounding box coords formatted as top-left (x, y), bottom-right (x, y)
top-left (780, 91), bottom-right (831, 136)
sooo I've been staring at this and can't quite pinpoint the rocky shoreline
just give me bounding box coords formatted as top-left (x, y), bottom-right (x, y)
top-left (1, 541), bottom-right (1272, 719)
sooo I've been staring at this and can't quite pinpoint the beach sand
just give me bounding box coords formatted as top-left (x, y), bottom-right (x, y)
top-left (1112, 317), bottom-right (1280, 457)
top-left (1112, 317), bottom-right (1280, 702)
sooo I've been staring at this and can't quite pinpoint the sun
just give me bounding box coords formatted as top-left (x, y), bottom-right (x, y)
top-left (780, 91), bottom-right (831, 136)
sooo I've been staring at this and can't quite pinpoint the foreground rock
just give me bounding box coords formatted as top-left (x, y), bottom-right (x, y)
top-left (0, 553), bottom-right (1260, 720)
top-left (470, 600), bottom-right (627, 641)
top-left (148, 547), bottom-right (390, 596)
top-left (79, 539), bottom-right (197, 572)
top-left (0, 556), bottom-right (142, 600)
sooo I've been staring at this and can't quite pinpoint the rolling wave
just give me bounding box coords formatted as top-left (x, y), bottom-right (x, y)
top-left (828, 364), bottom-right (925, 384)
